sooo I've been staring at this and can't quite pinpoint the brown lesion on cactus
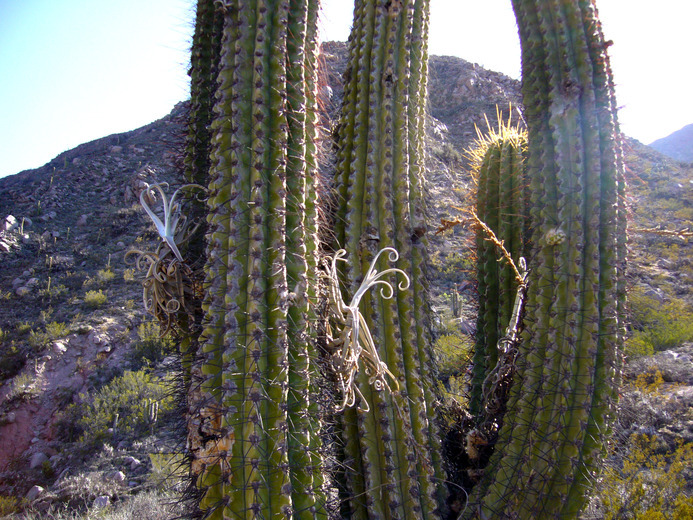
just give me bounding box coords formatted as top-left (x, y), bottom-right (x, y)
top-left (189, 402), bottom-right (235, 478)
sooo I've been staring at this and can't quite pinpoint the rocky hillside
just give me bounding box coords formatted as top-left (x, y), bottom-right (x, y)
top-left (0, 42), bottom-right (691, 517)
top-left (649, 123), bottom-right (693, 163)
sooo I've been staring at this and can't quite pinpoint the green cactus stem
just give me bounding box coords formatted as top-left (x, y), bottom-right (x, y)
top-left (468, 116), bottom-right (529, 418)
top-left (462, 1), bottom-right (626, 518)
top-left (186, 1), bottom-right (325, 518)
top-left (332, 0), bottom-right (445, 518)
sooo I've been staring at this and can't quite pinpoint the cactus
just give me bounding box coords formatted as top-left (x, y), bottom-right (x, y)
top-left (469, 118), bottom-right (529, 418)
top-left (460, 1), bottom-right (626, 517)
top-left (186, 1), bottom-right (325, 518)
top-left (451, 287), bottom-right (460, 318)
top-left (177, 0), bottom-right (223, 388)
top-left (331, 0), bottom-right (445, 517)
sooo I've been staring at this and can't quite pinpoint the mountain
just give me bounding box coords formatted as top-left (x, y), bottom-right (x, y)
top-left (649, 123), bottom-right (693, 163)
top-left (0, 42), bottom-right (691, 517)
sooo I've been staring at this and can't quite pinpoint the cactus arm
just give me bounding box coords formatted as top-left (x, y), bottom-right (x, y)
top-left (463, 1), bottom-right (625, 517)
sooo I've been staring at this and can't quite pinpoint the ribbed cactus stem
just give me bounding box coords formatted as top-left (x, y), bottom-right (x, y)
top-left (469, 120), bottom-right (528, 417)
top-left (464, 1), bottom-right (625, 518)
top-left (187, 1), bottom-right (324, 518)
top-left (178, 0), bottom-right (223, 388)
top-left (333, 0), bottom-right (444, 518)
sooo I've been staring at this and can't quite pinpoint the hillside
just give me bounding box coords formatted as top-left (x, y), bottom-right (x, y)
top-left (649, 123), bottom-right (693, 163)
top-left (0, 42), bottom-right (691, 518)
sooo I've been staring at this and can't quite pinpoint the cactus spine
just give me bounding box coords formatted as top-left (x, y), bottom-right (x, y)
top-left (187, 1), bottom-right (324, 518)
top-left (333, 0), bottom-right (444, 517)
top-left (469, 120), bottom-right (529, 417)
top-left (462, 1), bottom-right (625, 517)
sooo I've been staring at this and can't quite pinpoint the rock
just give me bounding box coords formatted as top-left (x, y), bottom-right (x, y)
top-left (22, 216), bottom-right (33, 228)
top-left (110, 145), bottom-right (123, 153)
top-left (15, 286), bottom-right (31, 297)
top-left (76, 214), bottom-right (89, 226)
top-left (11, 277), bottom-right (24, 289)
top-left (93, 495), bottom-right (110, 508)
top-left (30, 452), bottom-right (49, 469)
top-left (52, 341), bottom-right (68, 355)
top-left (106, 470), bottom-right (126, 483)
top-left (26, 485), bottom-right (44, 501)
top-left (124, 456), bottom-right (141, 471)
top-left (0, 240), bottom-right (10, 252)
top-left (4, 412), bottom-right (16, 423)
top-left (3, 215), bottom-right (18, 232)
top-left (124, 185), bottom-right (134, 203)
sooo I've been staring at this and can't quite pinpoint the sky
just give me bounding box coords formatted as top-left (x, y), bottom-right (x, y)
top-left (1, 0), bottom-right (691, 179)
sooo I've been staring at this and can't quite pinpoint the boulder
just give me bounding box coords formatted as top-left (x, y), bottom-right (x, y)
top-left (93, 495), bottom-right (110, 508)
top-left (29, 452), bottom-right (49, 469)
top-left (3, 215), bottom-right (18, 232)
top-left (26, 485), bottom-right (44, 501)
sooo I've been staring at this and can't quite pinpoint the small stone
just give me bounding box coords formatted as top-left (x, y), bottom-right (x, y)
top-left (0, 240), bottom-right (10, 252)
top-left (26, 485), bottom-right (44, 501)
top-left (110, 145), bottom-right (123, 153)
top-left (12, 277), bottom-right (24, 289)
top-left (30, 452), bottom-right (49, 469)
top-left (126, 457), bottom-right (141, 471)
top-left (107, 470), bottom-right (126, 483)
top-left (22, 270), bottom-right (31, 277)
top-left (3, 215), bottom-right (18, 232)
top-left (4, 412), bottom-right (16, 423)
top-left (15, 286), bottom-right (31, 297)
top-left (93, 495), bottom-right (110, 508)
top-left (76, 214), bottom-right (89, 226)
top-left (26, 278), bottom-right (39, 287)
top-left (52, 341), bottom-right (68, 355)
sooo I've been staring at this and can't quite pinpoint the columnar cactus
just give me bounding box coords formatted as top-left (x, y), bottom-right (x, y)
top-left (469, 122), bottom-right (529, 418)
top-left (332, 0), bottom-right (445, 517)
top-left (462, 1), bottom-right (626, 517)
top-left (186, 1), bottom-right (325, 518)
top-left (177, 0), bottom-right (223, 387)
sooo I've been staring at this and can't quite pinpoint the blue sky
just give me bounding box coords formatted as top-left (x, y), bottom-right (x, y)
top-left (1, 0), bottom-right (691, 178)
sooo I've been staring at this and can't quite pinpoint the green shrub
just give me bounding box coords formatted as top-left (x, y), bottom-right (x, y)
top-left (16, 322), bottom-right (31, 336)
top-left (97, 268), bottom-right (116, 283)
top-left (45, 321), bottom-right (70, 339)
top-left (628, 287), bottom-right (693, 356)
top-left (0, 495), bottom-right (20, 516)
top-left (595, 434), bottom-right (693, 520)
top-left (435, 332), bottom-right (473, 381)
top-left (130, 322), bottom-right (175, 369)
top-left (84, 289), bottom-right (108, 308)
top-left (62, 369), bottom-right (175, 446)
